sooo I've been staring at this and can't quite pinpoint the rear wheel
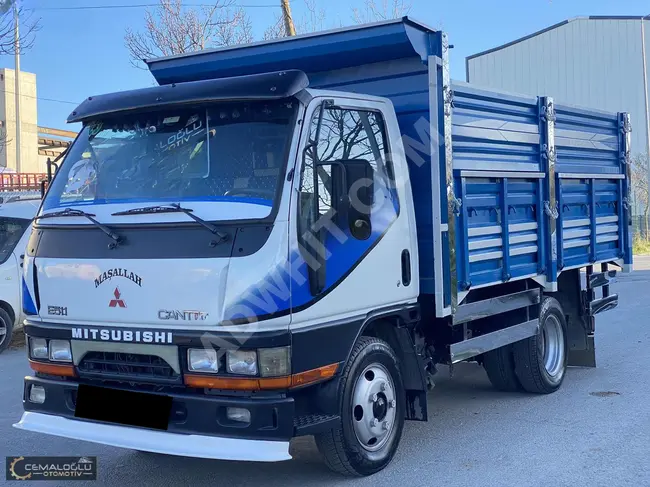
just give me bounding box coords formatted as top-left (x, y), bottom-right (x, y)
top-left (482, 344), bottom-right (521, 392)
top-left (315, 336), bottom-right (405, 476)
top-left (0, 308), bottom-right (13, 354)
top-left (513, 297), bottom-right (568, 394)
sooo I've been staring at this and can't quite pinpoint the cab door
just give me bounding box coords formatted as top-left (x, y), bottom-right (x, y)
top-left (288, 96), bottom-right (418, 337)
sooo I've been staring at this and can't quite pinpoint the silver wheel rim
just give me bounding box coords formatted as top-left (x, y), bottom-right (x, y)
top-left (351, 363), bottom-right (397, 452)
top-left (0, 320), bottom-right (6, 346)
top-left (538, 314), bottom-right (565, 381)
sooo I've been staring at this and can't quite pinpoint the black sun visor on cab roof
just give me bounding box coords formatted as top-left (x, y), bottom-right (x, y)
top-left (67, 70), bottom-right (309, 124)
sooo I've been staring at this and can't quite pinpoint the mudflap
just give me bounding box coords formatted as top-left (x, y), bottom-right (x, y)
top-left (560, 264), bottom-right (618, 368)
top-left (568, 333), bottom-right (596, 368)
top-left (393, 325), bottom-right (429, 422)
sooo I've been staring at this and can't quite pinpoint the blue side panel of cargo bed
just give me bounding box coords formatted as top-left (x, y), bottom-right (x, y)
top-left (554, 104), bottom-right (629, 271)
top-left (450, 83), bottom-right (545, 289)
top-left (450, 84), bottom-right (542, 173)
top-left (449, 83), bottom-right (631, 291)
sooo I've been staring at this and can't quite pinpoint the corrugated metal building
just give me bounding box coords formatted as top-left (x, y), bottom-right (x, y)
top-left (466, 16), bottom-right (650, 158)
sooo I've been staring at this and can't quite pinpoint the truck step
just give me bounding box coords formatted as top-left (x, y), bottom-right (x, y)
top-left (588, 269), bottom-right (617, 289)
top-left (293, 414), bottom-right (340, 436)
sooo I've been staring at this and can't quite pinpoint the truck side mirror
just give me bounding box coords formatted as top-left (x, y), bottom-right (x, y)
top-left (326, 159), bottom-right (374, 240)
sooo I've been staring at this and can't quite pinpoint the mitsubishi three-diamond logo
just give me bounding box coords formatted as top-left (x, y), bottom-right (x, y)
top-left (108, 287), bottom-right (126, 308)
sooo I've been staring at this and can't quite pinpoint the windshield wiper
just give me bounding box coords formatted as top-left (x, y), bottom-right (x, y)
top-left (112, 204), bottom-right (229, 243)
top-left (35, 208), bottom-right (122, 246)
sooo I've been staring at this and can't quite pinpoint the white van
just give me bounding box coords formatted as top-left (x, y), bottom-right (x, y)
top-left (0, 198), bottom-right (40, 353)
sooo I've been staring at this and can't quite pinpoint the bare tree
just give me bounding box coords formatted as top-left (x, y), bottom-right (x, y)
top-left (263, 0), bottom-right (326, 40)
top-left (632, 153), bottom-right (650, 239)
top-left (125, 0), bottom-right (253, 68)
top-left (352, 0), bottom-right (411, 24)
top-left (0, 4), bottom-right (39, 55)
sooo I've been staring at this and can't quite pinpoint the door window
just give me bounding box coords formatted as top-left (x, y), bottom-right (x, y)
top-left (298, 106), bottom-right (395, 241)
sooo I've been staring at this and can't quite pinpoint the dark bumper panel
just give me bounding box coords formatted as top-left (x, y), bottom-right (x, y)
top-left (23, 376), bottom-right (295, 441)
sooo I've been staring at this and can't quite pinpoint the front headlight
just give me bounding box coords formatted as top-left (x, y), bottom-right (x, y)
top-left (29, 338), bottom-right (48, 360)
top-left (226, 350), bottom-right (258, 376)
top-left (49, 340), bottom-right (72, 362)
top-left (188, 349), bottom-right (219, 372)
top-left (259, 347), bottom-right (290, 377)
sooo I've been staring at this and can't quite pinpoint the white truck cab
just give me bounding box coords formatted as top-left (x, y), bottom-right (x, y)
top-left (0, 198), bottom-right (39, 353)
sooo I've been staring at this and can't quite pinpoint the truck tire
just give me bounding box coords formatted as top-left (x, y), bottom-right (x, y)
top-left (482, 345), bottom-right (521, 392)
top-left (513, 297), bottom-right (568, 394)
top-left (315, 336), bottom-right (405, 476)
top-left (0, 308), bottom-right (14, 354)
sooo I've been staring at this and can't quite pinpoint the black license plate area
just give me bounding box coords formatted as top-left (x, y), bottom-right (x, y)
top-left (75, 384), bottom-right (172, 430)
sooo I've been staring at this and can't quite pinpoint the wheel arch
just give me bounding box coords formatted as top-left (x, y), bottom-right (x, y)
top-left (0, 300), bottom-right (16, 326)
top-left (347, 305), bottom-right (429, 421)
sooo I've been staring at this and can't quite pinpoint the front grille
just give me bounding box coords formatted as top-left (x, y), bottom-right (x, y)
top-left (78, 352), bottom-right (181, 384)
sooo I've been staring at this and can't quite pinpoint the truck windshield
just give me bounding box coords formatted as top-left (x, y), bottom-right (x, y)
top-left (42, 99), bottom-right (298, 212)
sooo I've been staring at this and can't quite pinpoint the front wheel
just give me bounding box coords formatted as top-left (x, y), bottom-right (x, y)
top-left (315, 336), bottom-right (405, 476)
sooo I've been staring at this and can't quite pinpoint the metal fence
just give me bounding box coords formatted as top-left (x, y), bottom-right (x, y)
top-left (0, 173), bottom-right (48, 192)
top-left (632, 215), bottom-right (650, 240)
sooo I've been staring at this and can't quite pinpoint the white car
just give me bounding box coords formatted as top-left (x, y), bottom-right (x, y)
top-left (0, 198), bottom-right (40, 353)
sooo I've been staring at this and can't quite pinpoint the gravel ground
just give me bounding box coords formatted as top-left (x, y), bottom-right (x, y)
top-left (1, 258), bottom-right (649, 486)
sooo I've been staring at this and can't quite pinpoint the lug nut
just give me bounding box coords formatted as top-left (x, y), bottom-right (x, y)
top-left (380, 383), bottom-right (387, 392)
top-left (382, 421), bottom-right (390, 430)
top-left (371, 393), bottom-right (378, 402)
top-left (389, 399), bottom-right (396, 408)
top-left (370, 419), bottom-right (378, 427)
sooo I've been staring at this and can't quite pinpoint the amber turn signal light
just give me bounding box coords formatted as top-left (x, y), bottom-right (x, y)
top-left (29, 360), bottom-right (76, 377)
top-left (290, 363), bottom-right (339, 388)
top-left (185, 362), bottom-right (339, 390)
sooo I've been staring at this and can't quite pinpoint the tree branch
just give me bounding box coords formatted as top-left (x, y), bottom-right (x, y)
top-left (125, 0), bottom-right (253, 69)
top-left (352, 0), bottom-right (411, 24)
top-left (0, 7), bottom-right (40, 56)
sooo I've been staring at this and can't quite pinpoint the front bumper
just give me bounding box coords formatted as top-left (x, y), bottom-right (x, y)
top-left (14, 412), bottom-right (291, 462)
top-left (18, 376), bottom-right (296, 461)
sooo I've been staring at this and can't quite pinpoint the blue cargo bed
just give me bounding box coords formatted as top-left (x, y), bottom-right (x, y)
top-left (146, 17), bottom-right (632, 318)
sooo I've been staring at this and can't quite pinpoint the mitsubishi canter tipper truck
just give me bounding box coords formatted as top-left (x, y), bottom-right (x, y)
top-left (14, 18), bottom-right (631, 476)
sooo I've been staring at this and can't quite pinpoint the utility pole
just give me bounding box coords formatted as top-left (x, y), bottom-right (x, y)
top-left (281, 0), bottom-right (296, 36)
top-left (13, 1), bottom-right (21, 172)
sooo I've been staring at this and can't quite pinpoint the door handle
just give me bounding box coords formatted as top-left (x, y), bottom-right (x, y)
top-left (401, 249), bottom-right (411, 286)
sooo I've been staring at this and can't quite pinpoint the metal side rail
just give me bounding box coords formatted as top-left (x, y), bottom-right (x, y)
top-left (453, 289), bottom-right (541, 325)
top-left (449, 319), bottom-right (539, 363)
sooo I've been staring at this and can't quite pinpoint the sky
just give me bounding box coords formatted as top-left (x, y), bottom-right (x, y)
top-left (2, 0), bottom-right (650, 130)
